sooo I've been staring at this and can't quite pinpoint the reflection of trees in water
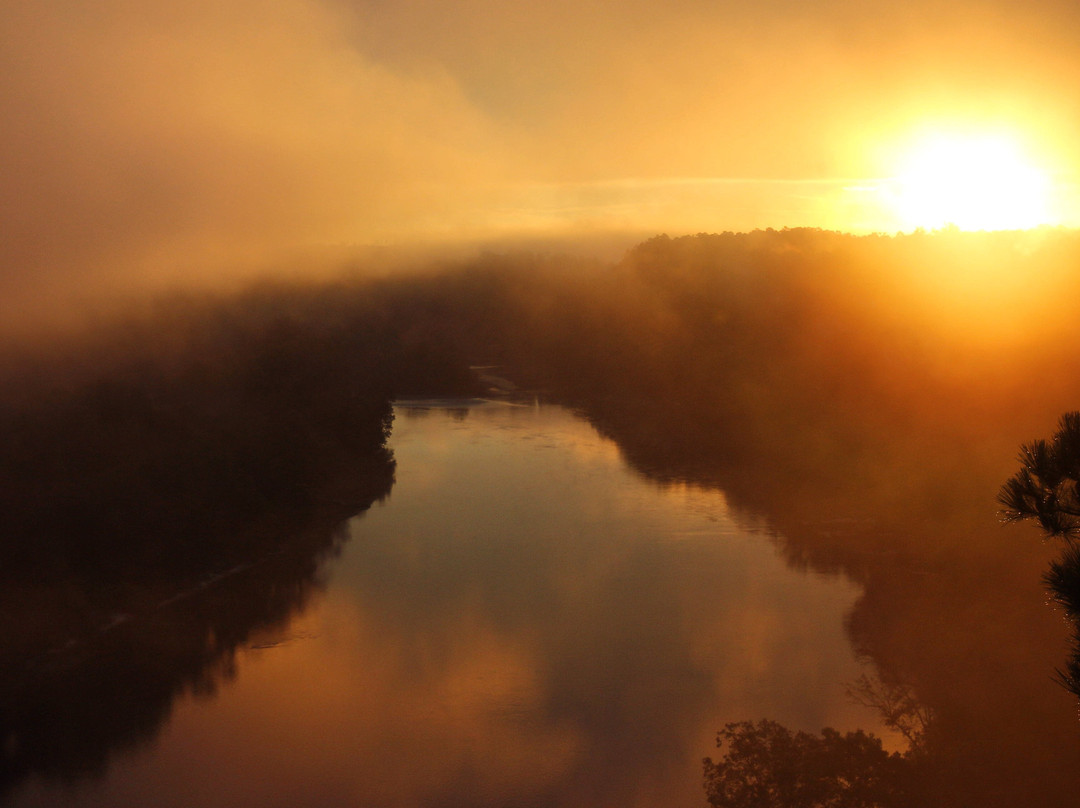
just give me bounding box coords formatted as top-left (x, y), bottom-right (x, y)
top-left (0, 291), bottom-right (399, 797)
top-left (439, 232), bottom-right (1080, 807)
top-left (571, 390), bottom-right (1080, 806)
top-left (845, 673), bottom-right (934, 754)
top-left (1000, 412), bottom-right (1080, 699)
top-left (703, 720), bottom-right (925, 808)
top-left (0, 522), bottom-right (370, 796)
top-left (703, 672), bottom-right (939, 806)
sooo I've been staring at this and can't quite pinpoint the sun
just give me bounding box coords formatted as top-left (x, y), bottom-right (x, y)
top-left (888, 132), bottom-right (1055, 231)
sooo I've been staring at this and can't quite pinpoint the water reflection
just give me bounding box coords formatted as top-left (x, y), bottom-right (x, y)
top-left (557, 390), bottom-right (1080, 807)
top-left (320, 403), bottom-right (888, 808)
top-left (703, 720), bottom-right (927, 808)
top-left (7, 382), bottom-right (1078, 807)
top-left (0, 336), bottom-right (396, 799)
top-left (2, 402), bottom-right (891, 808)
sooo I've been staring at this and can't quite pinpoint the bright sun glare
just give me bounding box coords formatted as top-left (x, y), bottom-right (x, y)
top-left (889, 133), bottom-right (1055, 231)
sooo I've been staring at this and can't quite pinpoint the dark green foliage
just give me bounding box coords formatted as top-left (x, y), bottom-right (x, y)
top-left (703, 720), bottom-right (919, 808)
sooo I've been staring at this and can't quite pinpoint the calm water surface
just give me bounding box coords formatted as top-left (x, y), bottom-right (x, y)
top-left (10, 401), bottom-right (892, 807)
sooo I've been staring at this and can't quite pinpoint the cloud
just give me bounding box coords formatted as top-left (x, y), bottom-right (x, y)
top-left (340, 0), bottom-right (1080, 180)
top-left (0, 0), bottom-right (513, 319)
top-left (4, 0), bottom-right (1080, 328)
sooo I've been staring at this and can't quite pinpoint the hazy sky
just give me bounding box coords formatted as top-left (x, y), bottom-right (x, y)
top-left (3, 0), bottom-right (1080, 307)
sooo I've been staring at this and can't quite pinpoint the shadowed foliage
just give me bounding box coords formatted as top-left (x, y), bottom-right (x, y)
top-left (999, 412), bottom-right (1080, 539)
top-left (1040, 542), bottom-right (1080, 697)
top-left (1000, 413), bottom-right (1080, 701)
top-left (703, 720), bottom-right (926, 808)
top-left (0, 284), bottom-right (415, 796)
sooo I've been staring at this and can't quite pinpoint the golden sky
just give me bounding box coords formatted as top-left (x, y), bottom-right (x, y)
top-left (3, 0), bottom-right (1080, 302)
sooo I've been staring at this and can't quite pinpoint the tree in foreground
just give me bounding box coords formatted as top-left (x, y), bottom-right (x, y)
top-left (998, 412), bottom-right (1080, 538)
top-left (999, 411), bottom-right (1080, 696)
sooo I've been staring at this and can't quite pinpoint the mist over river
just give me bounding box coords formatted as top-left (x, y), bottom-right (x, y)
top-left (6, 230), bottom-right (1080, 806)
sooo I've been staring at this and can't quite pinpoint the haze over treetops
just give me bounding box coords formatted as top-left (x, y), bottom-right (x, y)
top-left (3, 0), bottom-right (1080, 319)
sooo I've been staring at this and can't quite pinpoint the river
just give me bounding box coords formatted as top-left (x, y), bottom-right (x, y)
top-left (7, 400), bottom-right (901, 807)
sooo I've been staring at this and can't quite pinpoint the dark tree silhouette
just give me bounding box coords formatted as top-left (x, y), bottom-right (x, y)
top-left (845, 674), bottom-right (934, 754)
top-left (1000, 412), bottom-right (1080, 699)
top-left (998, 412), bottom-right (1080, 539)
top-left (702, 720), bottom-right (919, 808)
top-left (1042, 542), bottom-right (1080, 696)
